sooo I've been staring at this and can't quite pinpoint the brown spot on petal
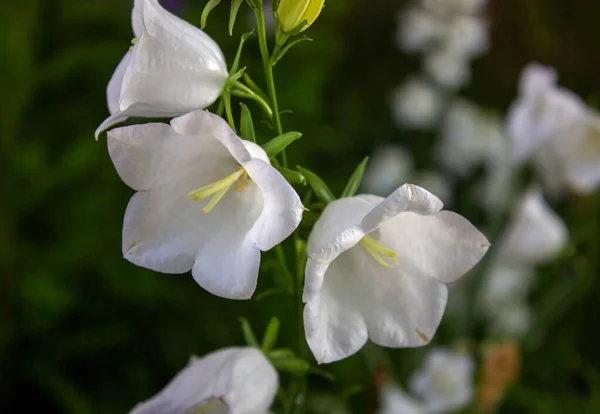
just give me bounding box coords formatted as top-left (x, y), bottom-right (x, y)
top-left (416, 328), bottom-right (430, 343)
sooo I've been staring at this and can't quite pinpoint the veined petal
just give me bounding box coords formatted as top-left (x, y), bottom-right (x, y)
top-left (129, 347), bottom-right (278, 414)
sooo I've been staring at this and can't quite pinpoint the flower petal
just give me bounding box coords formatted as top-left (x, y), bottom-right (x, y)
top-left (244, 158), bottom-right (304, 251)
top-left (379, 210), bottom-right (490, 284)
top-left (107, 51), bottom-right (131, 115)
top-left (129, 347), bottom-right (278, 414)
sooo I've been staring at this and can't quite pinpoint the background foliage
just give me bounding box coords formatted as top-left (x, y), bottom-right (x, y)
top-left (2, 0), bottom-right (600, 412)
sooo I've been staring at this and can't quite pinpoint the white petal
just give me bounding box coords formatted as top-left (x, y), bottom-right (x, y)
top-left (131, 0), bottom-right (145, 38)
top-left (244, 158), bottom-right (304, 251)
top-left (129, 347), bottom-right (278, 414)
top-left (424, 49), bottom-right (471, 89)
top-left (498, 187), bottom-right (567, 264)
top-left (378, 384), bottom-right (426, 414)
top-left (107, 51), bottom-right (131, 115)
top-left (391, 76), bottom-right (444, 130)
top-left (360, 184), bottom-right (443, 234)
top-left (119, 32), bottom-right (227, 115)
top-left (379, 210), bottom-right (490, 284)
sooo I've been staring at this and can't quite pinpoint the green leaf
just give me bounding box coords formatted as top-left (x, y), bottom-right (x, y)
top-left (271, 36), bottom-right (313, 66)
top-left (227, 67), bottom-right (247, 85)
top-left (239, 103), bottom-right (256, 143)
top-left (296, 166), bottom-right (335, 204)
top-left (238, 317), bottom-right (259, 348)
top-left (341, 156), bottom-right (369, 198)
top-left (275, 166), bottom-right (305, 185)
top-left (230, 32), bottom-right (253, 75)
top-left (201, 0), bottom-right (222, 29)
top-left (242, 73), bottom-right (270, 103)
top-left (261, 317), bottom-right (280, 352)
top-left (268, 348), bottom-right (295, 359)
top-left (229, 0), bottom-right (245, 35)
top-left (262, 131), bottom-right (302, 158)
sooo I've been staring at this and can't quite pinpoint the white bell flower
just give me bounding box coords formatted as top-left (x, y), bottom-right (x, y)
top-left (303, 184), bottom-right (489, 363)
top-left (409, 348), bottom-right (475, 413)
top-left (362, 145), bottom-right (414, 196)
top-left (443, 15), bottom-right (489, 58)
top-left (95, 0), bottom-right (228, 138)
top-left (129, 347), bottom-right (278, 414)
top-left (506, 63), bottom-right (586, 161)
top-left (497, 187), bottom-right (567, 265)
top-left (396, 7), bottom-right (445, 53)
top-left (107, 110), bottom-right (303, 299)
top-left (378, 384), bottom-right (426, 414)
top-left (391, 77), bottom-right (445, 130)
top-left (424, 48), bottom-right (471, 89)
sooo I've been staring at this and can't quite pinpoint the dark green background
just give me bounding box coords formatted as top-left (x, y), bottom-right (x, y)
top-left (2, 0), bottom-right (600, 412)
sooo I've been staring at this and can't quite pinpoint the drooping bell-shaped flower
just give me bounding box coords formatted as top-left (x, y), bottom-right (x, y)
top-left (303, 184), bottom-right (489, 363)
top-left (107, 110), bottom-right (303, 299)
top-left (409, 348), bottom-right (475, 414)
top-left (496, 187), bottom-right (567, 265)
top-left (506, 63), bottom-right (586, 161)
top-left (129, 347), bottom-right (278, 414)
top-left (95, 0), bottom-right (228, 138)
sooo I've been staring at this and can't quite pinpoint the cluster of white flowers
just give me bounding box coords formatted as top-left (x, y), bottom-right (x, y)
top-left (379, 348), bottom-right (475, 414)
top-left (479, 187), bottom-right (568, 338)
top-left (508, 63), bottom-right (600, 195)
top-left (391, 0), bottom-right (489, 129)
top-left (96, 1), bottom-right (491, 410)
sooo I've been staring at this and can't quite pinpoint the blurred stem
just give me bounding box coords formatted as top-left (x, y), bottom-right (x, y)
top-left (255, 3), bottom-right (287, 167)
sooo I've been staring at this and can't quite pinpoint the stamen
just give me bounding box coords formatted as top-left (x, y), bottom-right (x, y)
top-left (187, 168), bottom-right (249, 213)
top-left (359, 235), bottom-right (397, 268)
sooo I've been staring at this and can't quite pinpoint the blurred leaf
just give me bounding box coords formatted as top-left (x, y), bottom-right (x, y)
top-left (341, 156), bottom-right (369, 198)
top-left (238, 317), bottom-right (259, 348)
top-left (297, 166), bottom-right (335, 204)
top-left (261, 317), bottom-right (280, 352)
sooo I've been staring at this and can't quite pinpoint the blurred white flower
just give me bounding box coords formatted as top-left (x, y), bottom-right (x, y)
top-left (303, 184), bottom-right (489, 363)
top-left (362, 145), bottom-right (414, 196)
top-left (129, 347), bottom-right (278, 414)
top-left (480, 263), bottom-right (533, 312)
top-left (409, 348), bottom-right (475, 413)
top-left (107, 110), bottom-right (303, 299)
top-left (437, 99), bottom-right (508, 176)
top-left (396, 7), bottom-right (444, 53)
top-left (490, 300), bottom-right (532, 338)
top-left (506, 63), bottom-right (586, 161)
top-left (378, 384), bottom-right (426, 414)
top-left (391, 77), bottom-right (445, 129)
top-left (96, 0), bottom-right (229, 138)
top-left (443, 15), bottom-right (489, 58)
top-left (424, 48), bottom-right (471, 89)
top-left (423, 0), bottom-right (487, 15)
top-left (497, 187), bottom-right (567, 265)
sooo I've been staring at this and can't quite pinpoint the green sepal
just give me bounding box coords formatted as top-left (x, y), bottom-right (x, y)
top-left (261, 317), bottom-right (280, 352)
top-left (238, 317), bottom-right (260, 348)
top-left (270, 355), bottom-right (310, 375)
top-left (230, 32), bottom-right (253, 75)
top-left (276, 166), bottom-right (306, 185)
top-left (201, 0), bottom-right (222, 29)
top-left (262, 131), bottom-right (302, 158)
top-left (296, 166), bottom-right (335, 204)
top-left (239, 102), bottom-right (256, 143)
top-left (229, 0), bottom-right (245, 35)
top-left (272, 36), bottom-right (313, 66)
top-left (341, 156), bottom-right (369, 198)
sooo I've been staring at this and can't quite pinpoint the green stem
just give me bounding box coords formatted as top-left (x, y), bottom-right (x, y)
top-left (255, 4), bottom-right (287, 168)
top-left (231, 80), bottom-right (274, 118)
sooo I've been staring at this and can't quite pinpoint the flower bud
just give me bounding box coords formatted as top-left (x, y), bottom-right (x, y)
top-left (277, 0), bottom-right (325, 33)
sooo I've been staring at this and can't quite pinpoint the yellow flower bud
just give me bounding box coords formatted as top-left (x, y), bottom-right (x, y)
top-left (277, 0), bottom-right (325, 33)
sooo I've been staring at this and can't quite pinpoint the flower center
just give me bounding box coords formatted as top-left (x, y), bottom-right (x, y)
top-left (187, 167), bottom-right (252, 213)
top-left (359, 235), bottom-right (397, 268)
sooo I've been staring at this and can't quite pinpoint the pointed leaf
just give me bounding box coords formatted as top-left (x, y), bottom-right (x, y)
top-left (261, 317), bottom-right (280, 352)
top-left (238, 317), bottom-right (259, 348)
top-left (276, 166), bottom-right (306, 185)
top-left (229, 0), bottom-right (245, 35)
top-left (239, 103), bottom-right (256, 143)
top-left (341, 156), bottom-right (369, 198)
top-left (243, 73), bottom-right (270, 103)
top-left (272, 36), bottom-right (313, 66)
top-left (296, 166), bottom-right (335, 204)
top-left (201, 0), bottom-right (222, 29)
top-left (230, 32), bottom-right (253, 75)
top-left (262, 131), bottom-right (302, 158)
